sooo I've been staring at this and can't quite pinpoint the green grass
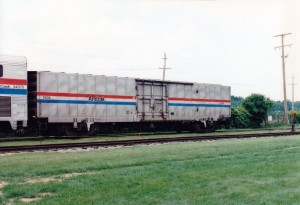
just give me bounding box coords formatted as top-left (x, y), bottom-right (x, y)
top-left (1, 136), bottom-right (300, 204)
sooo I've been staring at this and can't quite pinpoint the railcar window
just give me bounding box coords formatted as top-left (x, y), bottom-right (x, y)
top-left (0, 65), bottom-right (3, 77)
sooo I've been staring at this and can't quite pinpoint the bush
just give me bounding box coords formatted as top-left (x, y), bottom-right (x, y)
top-left (231, 107), bottom-right (251, 128)
top-left (230, 94), bottom-right (272, 128)
top-left (242, 94), bottom-right (272, 128)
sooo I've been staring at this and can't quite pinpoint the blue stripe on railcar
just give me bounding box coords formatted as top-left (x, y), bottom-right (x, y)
top-left (0, 88), bottom-right (27, 95)
top-left (37, 99), bottom-right (136, 106)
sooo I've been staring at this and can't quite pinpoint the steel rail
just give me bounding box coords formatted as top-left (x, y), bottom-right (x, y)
top-left (0, 128), bottom-right (296, 143)
top-left (0, 132), bottom-right (299, 153)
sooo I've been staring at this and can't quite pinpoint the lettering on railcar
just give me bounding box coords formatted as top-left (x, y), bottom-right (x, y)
top-left (89, 96), bottom-right (105, 101)
top-left (0, 85), bottom-right (11, 88)
top-left (0, 85), bottom-right (25, 89)
top-left (13, 85), bottom-right (25, 89)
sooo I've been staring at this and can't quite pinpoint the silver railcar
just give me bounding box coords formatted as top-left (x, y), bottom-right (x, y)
top-left (28, 71), bottom-right (230, 134)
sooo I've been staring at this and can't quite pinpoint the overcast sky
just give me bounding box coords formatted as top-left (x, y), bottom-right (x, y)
top-left (0, 0), bottom-right (299, 101)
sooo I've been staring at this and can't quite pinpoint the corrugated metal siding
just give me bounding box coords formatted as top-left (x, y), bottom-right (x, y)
top-left (37, 72), bottom-right (137, 122)
top-left (168, 83), bottom-right (231, 121)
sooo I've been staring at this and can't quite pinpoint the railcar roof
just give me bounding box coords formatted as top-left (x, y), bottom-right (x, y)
top-left (0, 55), bottom-right (27, 67)
top-left (34, 70), bottom-right (228, 87)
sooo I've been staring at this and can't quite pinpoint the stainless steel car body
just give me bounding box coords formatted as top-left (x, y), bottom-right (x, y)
top-left (36, 72), bottom-right (230, 130)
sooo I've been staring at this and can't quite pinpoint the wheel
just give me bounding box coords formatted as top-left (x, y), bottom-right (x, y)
top-left (194, 122), bottom-right (204, 133)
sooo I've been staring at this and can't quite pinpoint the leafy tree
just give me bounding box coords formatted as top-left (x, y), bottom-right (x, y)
top-left (294, 102), bottom-right (300, 111)
top-left (271, 100), bottom-right (292, 112)
top-left (231, 96), bottom-right (244, 108)
top-left (231, 107), bottom-right (251, 128)
top-left (271, 101), bottom-right (284, 112)
top-left (242, 94), bottom-right (272, 128)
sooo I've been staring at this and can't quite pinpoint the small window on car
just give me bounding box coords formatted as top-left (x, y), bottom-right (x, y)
top-left (0, 65), bottom-right (3, 77)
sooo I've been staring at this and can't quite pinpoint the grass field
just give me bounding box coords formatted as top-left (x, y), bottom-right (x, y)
top-left (0, 136), bottom-right (300, 204)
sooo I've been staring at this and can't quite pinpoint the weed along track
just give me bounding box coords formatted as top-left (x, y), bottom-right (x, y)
top-left (0, 132), bottom-right (299, 154)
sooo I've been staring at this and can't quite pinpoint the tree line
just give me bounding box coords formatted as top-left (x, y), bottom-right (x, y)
top-left (232, 96), bottom-right (300, 112)
top-left (230, 94), bottom-right (272, 128)
top-left (230, 94), bottom-right (300, 128)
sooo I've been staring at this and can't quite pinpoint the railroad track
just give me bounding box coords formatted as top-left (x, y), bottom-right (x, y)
top-left (0, 128), bottom-right (295, 143)
top-left (0, 132), bottom-right (299, 153)
top-left (0, 132), bottom-right (178, 143)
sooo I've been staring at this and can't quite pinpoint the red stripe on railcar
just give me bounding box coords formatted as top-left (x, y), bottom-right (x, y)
top-left (168, 97), bottom-right (231, 103)
top-left (0, 78), bottom-right (27, 85)
top-left (37, 92), bottom-right (136, 99)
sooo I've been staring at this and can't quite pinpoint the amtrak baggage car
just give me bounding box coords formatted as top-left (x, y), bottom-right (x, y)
top-left (28, 71), bottom-right (230, 134)
top-left (0, 55), bottom-right (27, 132)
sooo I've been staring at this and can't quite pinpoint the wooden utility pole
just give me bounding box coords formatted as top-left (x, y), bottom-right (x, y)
top-left (290, 75), bottom-right (297, 111)
top-left (274, 33), bottom-right (292, 126)
top-left (159, 52), bottom-right (171, 81)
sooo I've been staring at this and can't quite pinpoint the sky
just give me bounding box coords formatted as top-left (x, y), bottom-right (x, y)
top-left (0, 0), bottom-right (299, 101)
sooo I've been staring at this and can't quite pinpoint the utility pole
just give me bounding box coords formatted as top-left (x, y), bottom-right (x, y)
top-left (274, 33), bottom-right (292, 126)
top-left (290, 75), bottom-right (297, 111)
top-left (159, 52), bottom-right (171, 81)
